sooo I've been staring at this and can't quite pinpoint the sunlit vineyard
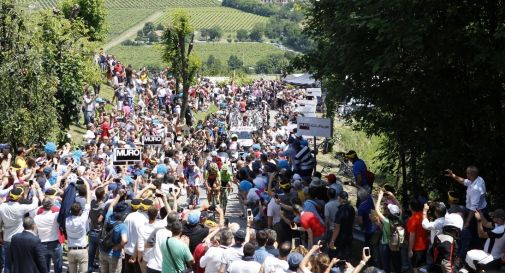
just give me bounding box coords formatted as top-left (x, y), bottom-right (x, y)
top-left (157, 7), bottom-right (268, 32)
top-left (15, 0), bottom-right (219, 10)
top-left (107, 9), bottom-right (155, 41)
top-left (108, 43), bottom-right (285, 70)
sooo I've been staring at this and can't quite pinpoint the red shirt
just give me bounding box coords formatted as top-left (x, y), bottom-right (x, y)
top-left (193, 243), bottom-right (207, 273)
top-left (300, 211), bottom-right (325, 238)
top-left (101, 122), bottom-right (110, 138)
top-left (407, 211), bottom-right (429, 251)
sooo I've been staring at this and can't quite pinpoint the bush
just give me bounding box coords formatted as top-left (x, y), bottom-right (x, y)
top-left (222, 0), bottom-right (278, 17)
top-left (227, 38), bottom-right (232, 43)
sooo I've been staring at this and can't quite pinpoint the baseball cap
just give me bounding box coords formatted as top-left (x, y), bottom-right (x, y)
top-left (489, 208), bottom-right (505, 220)
top-left (338, 191), bottom-right (349, 200)
top-left (234, 229), bottom-right (246, 241)
top-left (293, 174), bottom-right (302, 181)
top-left (387, 204), bottom-right (401, 216)
top-left (287, 252), bottom-right (303, 268)
top-left (188, 210), bottom-right (201, 225)
top-left (43, 167), bottom-right (53, 175)
top-left (309, 177), bottom-right (323, 187)
top-left (325, 173), bottom-right (337, 183)
top-left (443, 213), bottom-right (464, 230)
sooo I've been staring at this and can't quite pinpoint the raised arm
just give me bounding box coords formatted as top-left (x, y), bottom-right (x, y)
top-left (300, 244), bottom-right (321, 272)
top-left (444, 169), bottom-right (465, 186)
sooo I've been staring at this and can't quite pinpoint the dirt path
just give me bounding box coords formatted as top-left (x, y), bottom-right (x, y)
top-left (103, 11), bottom-right (164, 51)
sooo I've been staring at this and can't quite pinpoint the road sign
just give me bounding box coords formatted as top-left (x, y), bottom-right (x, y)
top-left (142, 135), bottom-right (163, 146)
top-left (297, 117), bottom-right (333, 138)
top-left (113, 148), bottom-right (142, 165)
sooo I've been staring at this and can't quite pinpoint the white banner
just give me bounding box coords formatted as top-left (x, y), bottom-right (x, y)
top-left (295, 105), bottom-right (317, 114)
top-left (297, 117), bottom-right (333, 138)
top-left (306, 88), bottom-right (322, 97)
top-left (296, 100), bottom-right (317, 106)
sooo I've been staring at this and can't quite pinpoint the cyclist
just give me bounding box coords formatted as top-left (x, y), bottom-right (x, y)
top-left (184, 160), bottom-right (201, 208)
top-left (204, 162), bottom-right (221, 205)
top-left (220, 164), bottom-right (234, 208)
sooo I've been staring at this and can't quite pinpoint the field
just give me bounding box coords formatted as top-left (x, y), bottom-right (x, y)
top-left (108, 43), bottom-right (285, 70)
top-left (106, 9), bottom-right (156, 41)
top-left (157, 7), bottom-right (268, 32)
top-left (15, 0), bottom-right (219, 9)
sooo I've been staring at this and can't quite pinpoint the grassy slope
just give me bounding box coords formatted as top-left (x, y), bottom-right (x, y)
top-left (106, 9), bottom-right (157, 41)
top-left (108, 43), bottom-right (285, 69)
top-left (156, 7), bottom-right (268, 32)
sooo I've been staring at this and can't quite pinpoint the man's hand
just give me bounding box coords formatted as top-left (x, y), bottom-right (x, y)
top-left (423, 203), bottom-right (429, 213)
top-left (444, 169), bottom-right (454, 178)
top-left (215, 206), bottom-right (223, 215)
top-left (328, 241), bottom-right (335, 249)
top-left (474, 210), bottom-right (481, 221)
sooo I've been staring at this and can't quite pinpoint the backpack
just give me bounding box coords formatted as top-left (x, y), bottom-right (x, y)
top-left (100, 221), bottom-right (122, 252)
top-left (388, 220), bottom-right (405, 251)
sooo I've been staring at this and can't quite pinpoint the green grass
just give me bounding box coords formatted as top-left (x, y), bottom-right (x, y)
top-left (157, 7), bottom-right (268, 32)
top-left (106, 9), bottom-right (156, 41)
top-left (317, 120), bottom-right (383, 178)
top-left (108, 43), bottom-right (285, 70)
top-left (195, 104), bottom-right (218, 123)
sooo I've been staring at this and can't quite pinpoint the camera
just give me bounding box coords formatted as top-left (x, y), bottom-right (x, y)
top-left (208, 205), bottom-right (216, 211)
top-left (155, 193), bottom-right (163, 198)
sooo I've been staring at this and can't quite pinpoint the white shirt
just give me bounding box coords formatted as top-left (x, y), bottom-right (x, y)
top-left (140, 220), bottom-right (165, 264)
top-left (200, 245), bottom-right (227, 273)
top-left (262, 256), bottom-right (288, 273)
top-left (464, 177), bottom-right (487, 211)
top-left (227, 259), bottom-right (261, 273)
top-left (65, 203), bottom-right (90, 247)
top-left (0, 198), bottom-right (39, 242)
top-left (34, 209), bottom-right (59, 242)
top-left (267, 199), bottom-right (281, 225)
top-left (124, 211), bottom-right (148, 255)
top-left (422, 217), bottom-right (445, 244)
top-left (483, 224), bottom-right (505, 259)
top-left (146, 228), bottom-right (171, 271)
top-left (246, 189), bottom-right (261, 203)
top-left (158, 88), bottom-right (166, 98)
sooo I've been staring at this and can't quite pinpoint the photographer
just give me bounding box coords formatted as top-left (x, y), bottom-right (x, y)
top-left (422, 202), bottom-right (447, 245)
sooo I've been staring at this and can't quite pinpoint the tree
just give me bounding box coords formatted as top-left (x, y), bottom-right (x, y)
top-left (0, 2), bottom-right (59, 147)
top-left (38, 11), bottom-right (101, 131)
top-left (228, 55), bottom-right (243, 71)
top-left (208, 26), bottom-right (223, 41)
top-left (162, 10), bottom-right (201, 124)
top-left (236, 29), bottom-right (249, 41)
top-left (300, 0), bottom-right (505, 206)
top-left (249, 24), bottom-right (264, 42)
top-left (205, 55), bottom-right (224, 75)
top-left (199, 28), bottom-right (209, 41)
top-left (60, 0), bottom-right (107, 41)
top-left (255, 54), bottom-right (290, 74)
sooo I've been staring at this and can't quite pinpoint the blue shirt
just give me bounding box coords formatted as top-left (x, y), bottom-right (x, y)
top-left (254, 246), bottom-right (272, 264)
top-left (352, 159), bottom-right (368, 187)
top-left (105, 210), bottom-right (128, 258)
top-left (357, 196), bottom-right (377, 234)
top-left (303, 199), bottom-right (324, 224)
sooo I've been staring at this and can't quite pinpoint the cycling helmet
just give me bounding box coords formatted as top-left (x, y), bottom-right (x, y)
top-left (231, 134), bottom-right (238, 139)
top-left (252, 144), bottom-right (261, 151)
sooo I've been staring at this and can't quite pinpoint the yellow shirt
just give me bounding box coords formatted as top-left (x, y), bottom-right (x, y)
top-left (15, 156), bottom-right (27, 170)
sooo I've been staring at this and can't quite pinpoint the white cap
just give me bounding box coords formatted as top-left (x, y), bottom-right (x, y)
top-left (293, 174), bottom-right (302, 181)
top-left (465, 249), bottom-right (494, 270)
top-left (211, 151), bottom-right (218, 156)
top-left (67, 173), bottom-right (78, 184)
top-left (387, 204), bottom-right (401, 216)
top-left (444, 213), bottom-right (464, 230)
